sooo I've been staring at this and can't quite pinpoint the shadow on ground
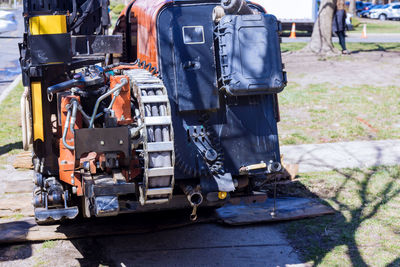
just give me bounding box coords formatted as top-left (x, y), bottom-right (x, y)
top-left (350, 44), bottom-right (400, 54)
top-left (278, 165), bottom-right (400, 266)
top-left (0, 141), bottom-right (22, 156)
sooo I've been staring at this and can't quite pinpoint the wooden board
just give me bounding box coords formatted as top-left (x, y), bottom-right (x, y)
top-left (0, 210), bottom-right (215, 244)
top-left (12, 151), bottom-right (33, 170)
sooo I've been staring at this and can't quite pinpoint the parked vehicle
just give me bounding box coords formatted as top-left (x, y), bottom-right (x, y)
top-left (359, 4), bottom-right (384, 18)
top-left (370, 3), bottom-right (400, 20)
top-left (252, 0), bottom-right (318, 34)
top-left (0, 10), bottom-right (17, 33)
top-left (345, 1), bottom-right (372, 15)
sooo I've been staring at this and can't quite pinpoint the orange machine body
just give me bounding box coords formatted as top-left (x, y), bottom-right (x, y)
top-left (116, 0), bottom-right (171, 67)
top-left (59, 95), bottom-right (83, 196)
top-left (110, 75), bottom-right (132, 125)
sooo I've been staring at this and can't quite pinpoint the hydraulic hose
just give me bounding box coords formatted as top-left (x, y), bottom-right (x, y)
top-left (69, 100), bottom-right (78, 134)
top-left (62, 109), bottom-right (74, 150)
top-left (89, 78), bottom-right (127, 128)
top-left (103, 59), bottom-right (159, 75)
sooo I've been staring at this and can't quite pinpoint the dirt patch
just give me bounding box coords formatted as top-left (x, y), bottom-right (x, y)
top-left (283, 51), bottom-right (400, 88)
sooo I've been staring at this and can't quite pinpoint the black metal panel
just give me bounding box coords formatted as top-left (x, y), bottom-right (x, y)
top-left (158, 3), bottom-right (281, 180)
top-left (23, 0), bottom-right (69, 14)
top-left (72, 35), bottom-right (123, 55)
top-left (75, 127), bottom-right (130, 159)
top-left (158, 4), bottom-right (219, 112)
top-left (28, 34), bottom-right (72, 65)
top-left (92, 183), bottom-right (135, 196)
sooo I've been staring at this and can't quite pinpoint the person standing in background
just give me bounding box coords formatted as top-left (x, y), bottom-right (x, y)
top-left (333, 0), bottom-right (350, 54)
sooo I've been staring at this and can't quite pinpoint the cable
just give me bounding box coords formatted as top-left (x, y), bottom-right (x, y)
top-left (103, 59), bottom-right (159, 75)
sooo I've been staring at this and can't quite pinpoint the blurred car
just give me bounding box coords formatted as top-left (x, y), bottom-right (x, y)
top-left (370, 3), bottom-right (400, 20)
top-left (359, 4), bottom-right (382, 18)
top-left (345, 1), bottom-right (372, 15)
top-left (0, 10), bottom-right (18, 33)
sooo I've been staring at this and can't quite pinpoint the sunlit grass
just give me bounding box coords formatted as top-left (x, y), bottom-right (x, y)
top-left (0, 82), bottom-right (23, 159)
top-left (281, 165), bottom-right (400, 266)
top-left (280, 42), bottom-right (400, 53)
top-left (279, 83), bottom-right (400, 145)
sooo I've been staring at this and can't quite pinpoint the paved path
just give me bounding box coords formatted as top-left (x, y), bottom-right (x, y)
top-left (281, 139), bottom-right (400, 173)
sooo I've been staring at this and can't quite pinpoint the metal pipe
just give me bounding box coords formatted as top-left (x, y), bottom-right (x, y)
top-left (69, 100), bottom-right (78, 134)
top-left (62, 109), bottom-right (74, 150)
top-left (89, 78), bottom-right (127, 128)
top-left (107, 94), bottom-right (118, 110)
top-left (181, 185), bottom-right (203, 205)
top-left (181, 185), bottom-right (203, 220)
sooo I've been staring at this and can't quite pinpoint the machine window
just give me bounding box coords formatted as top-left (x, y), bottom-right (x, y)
top-left (182, 26), bottom-right (205, 44)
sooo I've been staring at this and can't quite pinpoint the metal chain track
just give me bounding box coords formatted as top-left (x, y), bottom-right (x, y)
top-left (124, 69), bottom-right (175, 205)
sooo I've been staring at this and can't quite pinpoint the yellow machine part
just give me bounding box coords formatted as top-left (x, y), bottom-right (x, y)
top-left (31, 82), bottom-right (44, 142)
top-left (29, 15), bottom-right (67, 35)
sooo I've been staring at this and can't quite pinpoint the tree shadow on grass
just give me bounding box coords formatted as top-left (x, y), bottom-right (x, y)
top-left (349, 44), bottom-right (400, 54)
top-left (280, 165), bottom-right (400, 266)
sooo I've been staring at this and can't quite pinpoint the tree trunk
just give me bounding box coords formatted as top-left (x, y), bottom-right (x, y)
top-left (305, 0), bottom-right (338, 55)
top-left (349, 0), bottom-right (357, 15)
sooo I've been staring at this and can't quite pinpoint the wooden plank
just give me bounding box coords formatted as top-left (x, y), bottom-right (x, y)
top-left (4, 179), bottom-right (33, 194)
top-left (0, 210), bottom-right (215, 244)
top-left (12, 151), bottom-right (33, 170)
top-left (0, 193), bottom-right (34, 218)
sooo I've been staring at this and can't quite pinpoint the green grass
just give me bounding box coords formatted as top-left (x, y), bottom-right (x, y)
top-left (280, 42), bottom-right (308, 53)
top-left (0, 82), bottom-right (24, 164)
top-left (42, 240), bottom-right (56, 249)
top-left (353, 20), bottom-right (400, 34)
top-left (278, 83), bottom-right (400, 145)
top-left (2, 213), bottom-right (24, 220)
top-left (280, 165), bottom-right (400, 266)
top-left (281, 42), bottom-right (400, 53)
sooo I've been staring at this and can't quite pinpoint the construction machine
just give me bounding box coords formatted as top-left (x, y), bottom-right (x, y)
top-left (19, 0), bottom-right (287, 223)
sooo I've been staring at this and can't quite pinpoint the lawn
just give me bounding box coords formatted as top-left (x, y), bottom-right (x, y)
top-left (352, 18), bottom-right (400, 34)
top-left (280, 42), bottom-right (400, 53)
top-left (0, 82), bottom-right (24, 164)
top-left (278, 82), bottom-right (400, 145)
top-left (279, 165), bottom-right (400, 266)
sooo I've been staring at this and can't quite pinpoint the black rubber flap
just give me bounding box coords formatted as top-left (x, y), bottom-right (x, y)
top-left (216, 197), bottom-right (334, 225)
